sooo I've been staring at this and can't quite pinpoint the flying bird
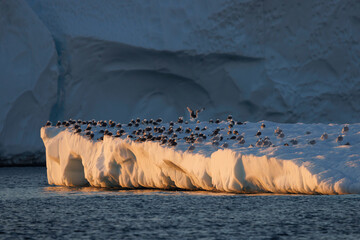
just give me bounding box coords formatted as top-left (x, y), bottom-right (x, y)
top-left (187, 107), bottom-right (205, 121)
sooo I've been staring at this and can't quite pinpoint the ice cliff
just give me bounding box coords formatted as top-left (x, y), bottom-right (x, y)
top-left (1, 0), bottom-right (360, 163)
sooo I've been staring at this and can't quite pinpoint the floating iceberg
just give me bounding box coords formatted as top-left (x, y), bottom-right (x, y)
top-left (41, 119), bottom-right (360, 194)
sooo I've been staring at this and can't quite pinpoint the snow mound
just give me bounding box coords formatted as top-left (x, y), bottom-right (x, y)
top-left (41, 120), bottom-right (360, 194)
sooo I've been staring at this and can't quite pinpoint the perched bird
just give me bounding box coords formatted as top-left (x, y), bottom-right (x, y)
top-left (308, 139), bottom-right (316, 145)
top-left (320, 133), bottom-right (328, 140)
top-left (262, 139), bottom-right (272, 147)
top-left (187, 107), bottom-right (205, 120)
top-left (274, 127), bottom-right (282, 136)
top-left (342, 125), bottom-right (349, 134)
top-left (336, 135), bottom-right (344, 143)
top-left (222, 143), bottom-right (229, 148)
top-left (237, 135), bottom-right (244, 141)
top-left (289, 139), bottom-right (298, 145)
top-left (260, 123), bottom-right (266, 129)
top-left (89, 133), bottom-right (94, 139)
top-left (188, 145), bottom-right (195, 152)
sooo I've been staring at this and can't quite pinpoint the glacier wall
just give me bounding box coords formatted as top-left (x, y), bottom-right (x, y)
top-left (0, 0), bottom-right (58, 162)
top-left (1, 0), bottom-right (360, 162)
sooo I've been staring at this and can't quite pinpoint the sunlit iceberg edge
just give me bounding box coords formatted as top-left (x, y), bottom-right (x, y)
top-left (41, 121), bottom-right (360, 195)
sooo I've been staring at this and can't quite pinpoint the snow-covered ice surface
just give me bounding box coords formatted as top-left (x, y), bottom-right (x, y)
top-left (1, 0), bottom-right (360, 163)
top-left (41, 119), bottom-right (360, 194)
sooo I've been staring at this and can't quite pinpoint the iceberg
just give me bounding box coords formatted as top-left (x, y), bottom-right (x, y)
top-left (41, 119), bottom-right (360, 194)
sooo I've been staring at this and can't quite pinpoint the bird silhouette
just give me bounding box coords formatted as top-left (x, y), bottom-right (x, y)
top-left (187, 107), bottom-right (205, 121)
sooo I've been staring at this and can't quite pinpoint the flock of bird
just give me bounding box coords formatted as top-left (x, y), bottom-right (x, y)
top-left (44, 108), bottom-right (351, 152)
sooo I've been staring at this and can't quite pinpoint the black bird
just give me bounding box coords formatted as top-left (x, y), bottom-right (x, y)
top-left (75, 128), bottom-right (81, 134)
top-left (89, 133), bottom-right (94, 139)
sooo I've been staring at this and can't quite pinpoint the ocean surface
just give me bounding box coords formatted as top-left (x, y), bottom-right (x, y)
top-left (0, 167), bottom-right (359, 239)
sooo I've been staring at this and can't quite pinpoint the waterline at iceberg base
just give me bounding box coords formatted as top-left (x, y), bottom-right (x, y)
top-left (41, 120), bottom-right (360, 194)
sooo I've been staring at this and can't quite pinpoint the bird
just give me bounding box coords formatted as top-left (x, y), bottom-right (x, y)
top-left (188, 145), bottom-right (195, 152)
top-left (187, 107), bottom-right (205, 121)
top-left (342, 125), bottom-right (349, 134)
top-left (222, 143), bottom-right (229, 148)
top-left (278, 132), bottom-right (285, 138)
top-left (212, 141), bottom-right (219, 146)
top-left (336, 135), bottom-right (344, 143)
top-left (75, 128), bottom-right (81, 134)
top-left (320, 133), bottom-right (328, 140)
top-left (177, 117), bottom-right (184, 124)
top-left (274, 127), bottom-right (282, 136)
top-left (289, 139), bottom-right (298, 145)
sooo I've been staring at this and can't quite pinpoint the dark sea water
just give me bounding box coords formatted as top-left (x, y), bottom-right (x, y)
top-left (0, 167), bottom-right (359, 240)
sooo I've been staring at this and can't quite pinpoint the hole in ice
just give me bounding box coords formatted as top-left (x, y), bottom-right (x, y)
top-left (63, 152), bottom-right (89, 186)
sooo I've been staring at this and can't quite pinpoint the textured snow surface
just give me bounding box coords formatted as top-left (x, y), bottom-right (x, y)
top-left (41, 120), bottom-right (360, 194)
top-left (2, 0), bottom-right (360, 161)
